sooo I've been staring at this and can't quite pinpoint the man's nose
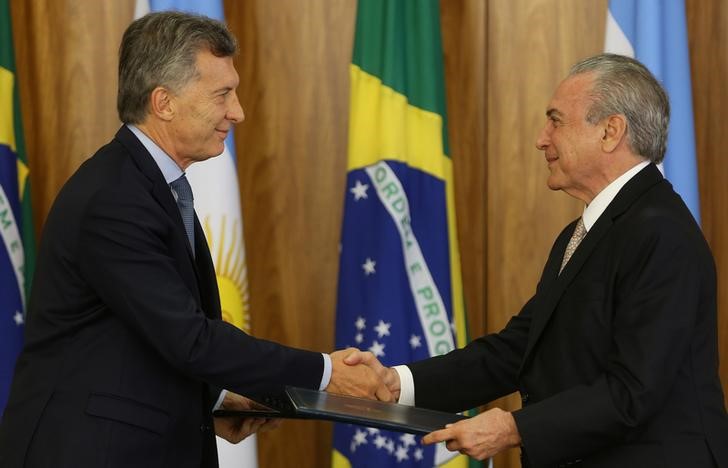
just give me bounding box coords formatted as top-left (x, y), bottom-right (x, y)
top-left (535, 125), bottom-right (550, 150)
top-left (228, 92), bottom-right (245, 123)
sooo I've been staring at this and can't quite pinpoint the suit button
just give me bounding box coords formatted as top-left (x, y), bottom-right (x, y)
top-left (521, 393), bottom-right (529, 404)
top-left (200, 424), bottom-right (211, 432)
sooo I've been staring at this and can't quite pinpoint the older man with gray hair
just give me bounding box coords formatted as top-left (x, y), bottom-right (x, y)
top-left (348, 53), bottom-right (728, 467)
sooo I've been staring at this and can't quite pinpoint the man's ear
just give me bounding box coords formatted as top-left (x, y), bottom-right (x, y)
top-left (601, 114), bottom-right (627, 153)
top-left (149, 86), bottom-right (174, 122)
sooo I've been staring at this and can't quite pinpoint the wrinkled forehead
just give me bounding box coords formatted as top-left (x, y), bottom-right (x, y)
top-left (547, 73), bottom-right (596, 116)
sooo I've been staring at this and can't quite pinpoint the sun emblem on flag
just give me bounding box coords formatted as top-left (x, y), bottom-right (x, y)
top-left (202, 215), bottom-right (251, 333)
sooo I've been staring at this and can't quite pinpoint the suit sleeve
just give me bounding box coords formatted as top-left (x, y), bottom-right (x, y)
top-left (76, 187), bottom-right (323, 398)
top-left (513, 217), bottom-right (707, 466)
top-left (408, 225), bottom-right (574, 413)
top-left (408, 296), bottom-right (534, 412)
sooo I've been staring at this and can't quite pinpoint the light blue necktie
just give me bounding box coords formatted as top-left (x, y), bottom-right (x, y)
top-left (170, 174), bottom-right (195, 256)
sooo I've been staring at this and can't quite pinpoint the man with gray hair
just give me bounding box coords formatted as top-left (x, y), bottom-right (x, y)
top-left (0, 11), bottom-right (389, 468)
top-left (347, 53), bottom-right (728, 467)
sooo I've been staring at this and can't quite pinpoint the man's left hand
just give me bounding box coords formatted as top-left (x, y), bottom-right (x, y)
top-left (213, 391), bottom-right (282, 443)
top-left (422, 408), bottom-right (521, 460)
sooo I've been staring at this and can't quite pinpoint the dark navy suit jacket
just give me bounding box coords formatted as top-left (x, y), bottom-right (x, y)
top-left (409, 164), bottom-right (728, 467)
top-left (0, 126), bottom-right (324, 467)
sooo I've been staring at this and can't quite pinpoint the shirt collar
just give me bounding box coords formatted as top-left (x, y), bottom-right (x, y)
top-left (127, 124), bottom-right (184, 184)
top-left (582, 160), bottom-right (650, 231)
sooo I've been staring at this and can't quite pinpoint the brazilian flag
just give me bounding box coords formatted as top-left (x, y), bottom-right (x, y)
top-left (0, 0), bottom-right (35, 413)
top-left (333, 1), bottom-right (477, 467)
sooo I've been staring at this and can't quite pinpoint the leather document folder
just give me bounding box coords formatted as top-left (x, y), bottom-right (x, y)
top-left (213, 386), bottom-right (467, 435)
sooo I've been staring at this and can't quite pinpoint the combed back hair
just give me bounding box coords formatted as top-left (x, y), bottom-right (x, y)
top-left (118, 11), bottom-right (237, 124)
top-left (570, 53), bottom-right (670, 164)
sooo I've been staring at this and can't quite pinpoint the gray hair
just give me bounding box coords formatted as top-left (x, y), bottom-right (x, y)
top-left (118, 11), bottom-right (237, 124)
top-left (570, 53), bottom-right (669, 164)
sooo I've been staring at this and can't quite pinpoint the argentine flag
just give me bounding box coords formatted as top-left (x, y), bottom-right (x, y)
top-left (605, 0), bottom-right (701, 223)
top-left (134, 2), bottom-right (255, 467)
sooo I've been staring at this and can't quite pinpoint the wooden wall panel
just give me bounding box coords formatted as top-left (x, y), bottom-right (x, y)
top-left (224, 2), bottom-right (356, 467)
top-left (10, 0), bottom-right (133, 233)
top-left (486, 1), bottom-right (607, 466)
top-left (686, 0), bottom-right (728, 407)
top-left (440, 0), bottom-right (488, 340)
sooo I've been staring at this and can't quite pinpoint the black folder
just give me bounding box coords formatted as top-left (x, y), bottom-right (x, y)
top-left (213, 386), bottom-right (467, 435)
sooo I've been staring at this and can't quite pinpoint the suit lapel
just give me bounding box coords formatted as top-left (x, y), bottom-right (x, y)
top-left (521, 215), bottom-right (614, 366)
top-left (114, 126), bottom-right (203, 303)
top-left (115, 126), bottom-right (185, 233)
top-left (193, 214), bottom-right (222, 319)
top-left (520, 164), bottom-right (665, 369)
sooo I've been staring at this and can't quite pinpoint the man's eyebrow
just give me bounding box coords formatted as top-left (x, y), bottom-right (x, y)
top-left (213, 86), bottom-right (235, 94)
top-left (546, 108), bottom-right (563, 118)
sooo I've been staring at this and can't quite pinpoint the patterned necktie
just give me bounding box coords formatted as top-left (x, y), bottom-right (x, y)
top-left (559, 217), bottom-right (586, 274)
top-left (170, 174), bottom-right (195, 255)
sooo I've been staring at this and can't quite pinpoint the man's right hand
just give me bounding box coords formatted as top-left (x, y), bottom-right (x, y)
top-left (342, 349), bottom-right (401, 402)
top-left (327, 348), bottom-right (394, 402)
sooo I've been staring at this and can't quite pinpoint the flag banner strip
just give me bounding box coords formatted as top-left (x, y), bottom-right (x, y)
top-left (0, 183), bottom-right (24, 308)
top-left (365, 161), bottom-right (455, 356)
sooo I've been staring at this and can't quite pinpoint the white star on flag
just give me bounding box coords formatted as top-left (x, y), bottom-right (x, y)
top-left (361, 257), bottom-right (376, 275)
top-left (409, 334), bottom-right (422, 349)
top-left (414, 447), bottom-right (424, 461)
top-left (355, 316), bottom-right (366, 330)
top-left (385, 439), bottom-right (395, 454)
top-left (374, 435), bottom-right (387, 449)
top-left (354, 429), bottom-right (368, 446)
top-left (13, 311), bottom-right (24, 326)
top-left (399, 433), bottom-right (416, 447)
top-left (395, 445), bottom-right (409, 462)
top-left (374, 319), bottom-right (391, 338)
top-left (350, 180), bottom-right (370, 201)
top-left (350, 429), bottom-right (368, 452)
top-left (369, 340), bottom-right (385, 357)
top-left (355, 333), bottom-right (363, 344)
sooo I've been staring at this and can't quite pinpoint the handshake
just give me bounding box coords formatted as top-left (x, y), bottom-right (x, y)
top-left (217, 348), bottom-right (521, 461)
top-left (325, 347), bottom-right (400, 402)
top-left (214, 348), bottom-right (401, 444)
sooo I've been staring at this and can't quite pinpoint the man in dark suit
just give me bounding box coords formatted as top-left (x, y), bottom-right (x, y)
top-left (346, 54), bottom-right (728, 467)
top-left (0, 11), bottom-right (389, 468)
